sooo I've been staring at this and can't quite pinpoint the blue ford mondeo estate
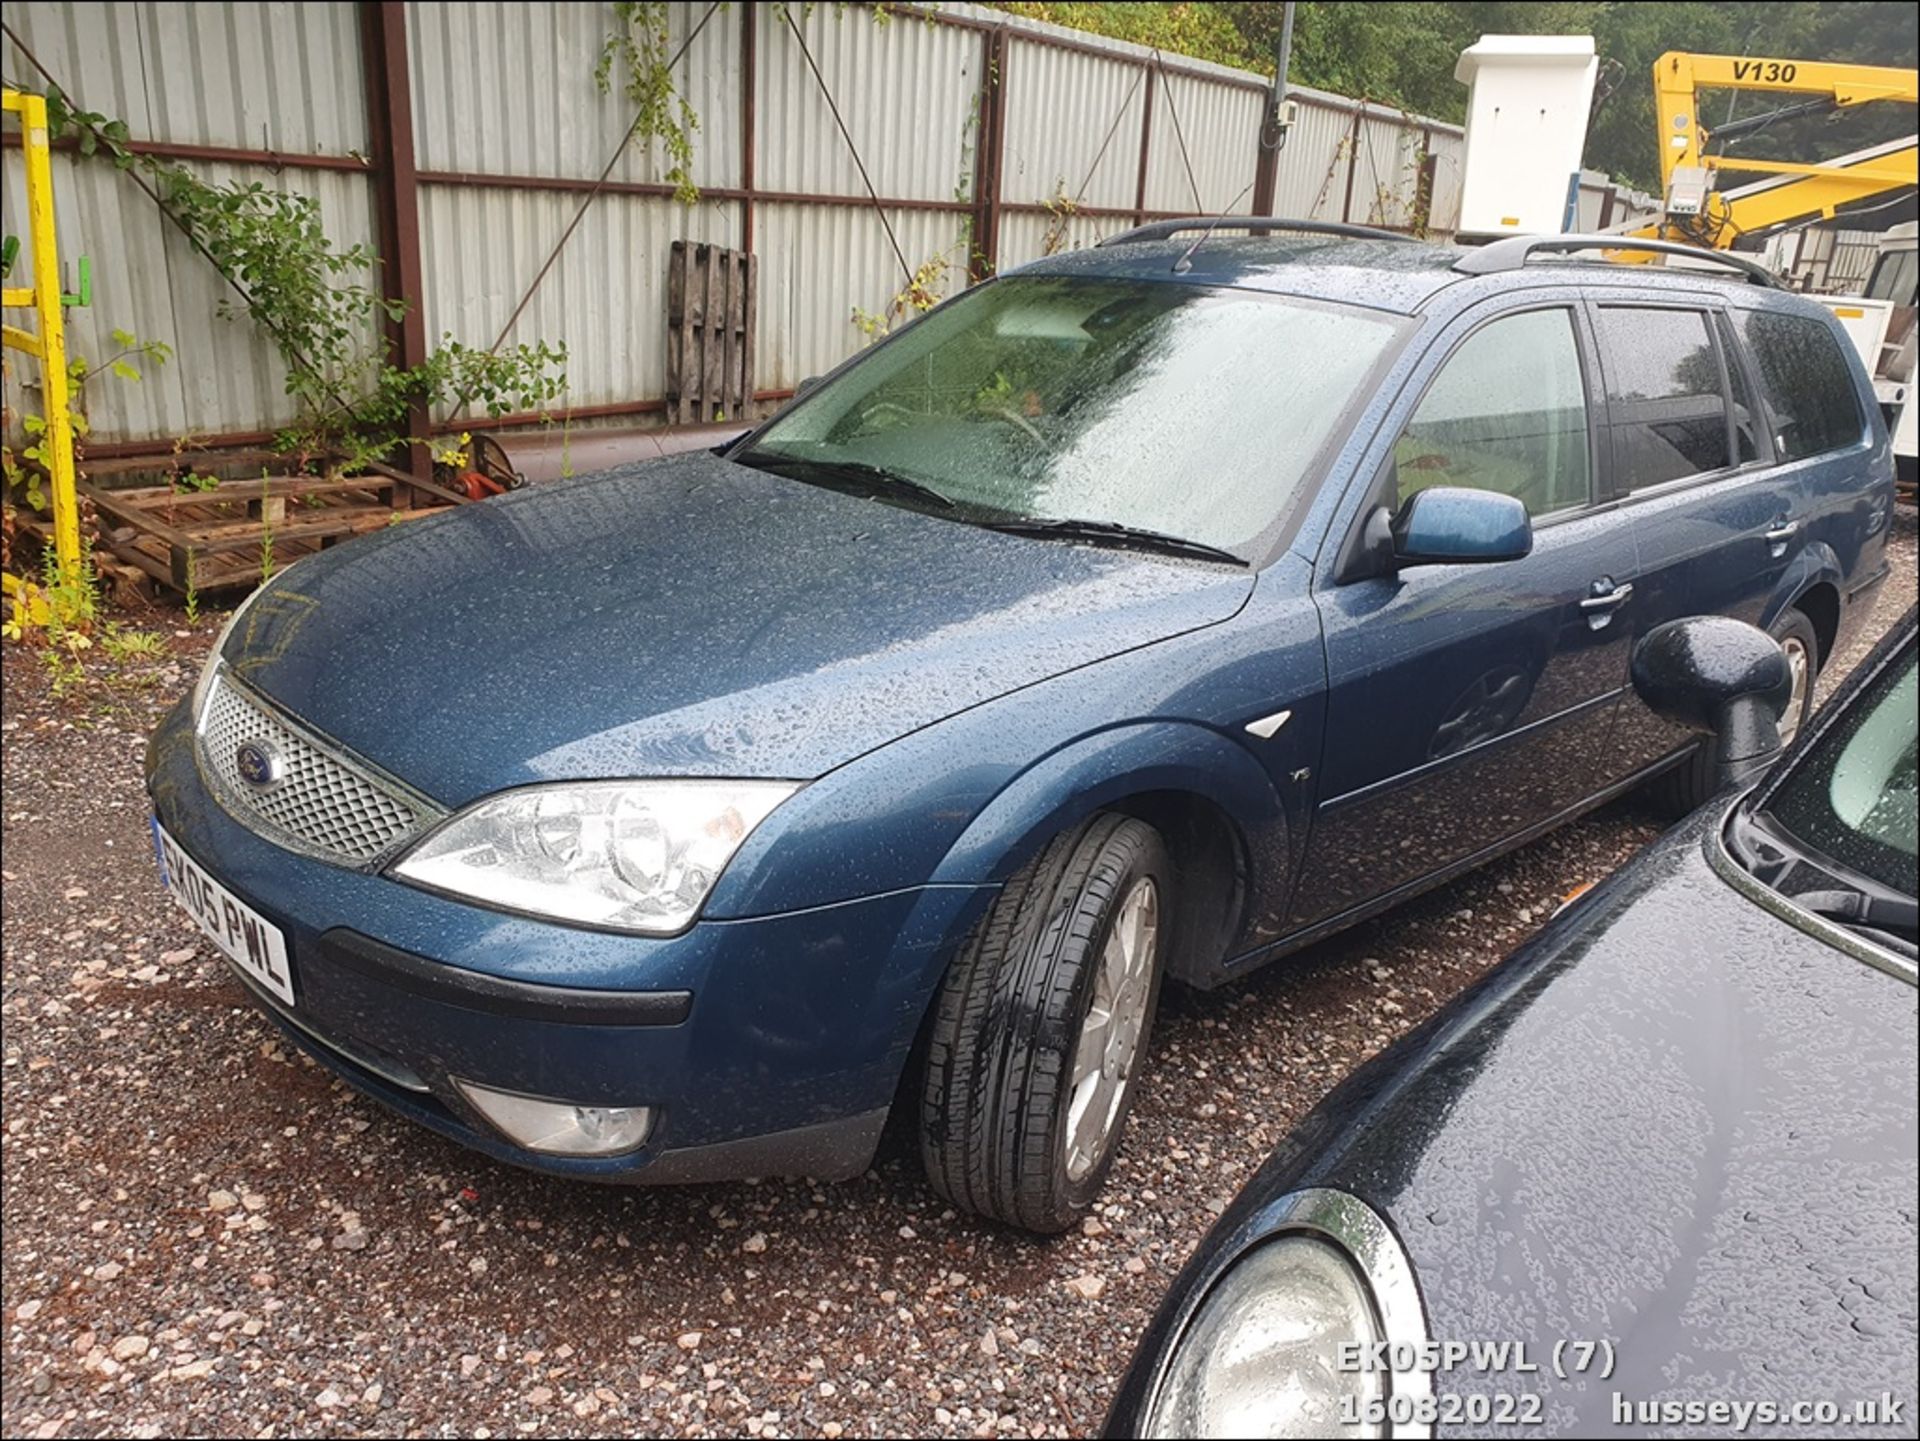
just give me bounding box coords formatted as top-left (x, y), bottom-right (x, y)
top-left (147, 225), bottom-right (1896, 1231)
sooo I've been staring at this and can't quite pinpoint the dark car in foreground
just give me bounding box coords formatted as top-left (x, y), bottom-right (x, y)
top-left (1104, 609), bottom-right (1918, 1437)
top-left (147, 222), bottom-right (1896, 1232)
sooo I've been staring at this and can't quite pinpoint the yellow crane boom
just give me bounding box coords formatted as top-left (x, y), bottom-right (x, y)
top-left (1628, 51), bottom-right (1916, 250)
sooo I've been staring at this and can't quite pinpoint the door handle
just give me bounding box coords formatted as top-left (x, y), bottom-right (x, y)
top-left (1580, 582), bottom-right (1634, 611)
top-left (1764, 520), bottom-right (1799, 547)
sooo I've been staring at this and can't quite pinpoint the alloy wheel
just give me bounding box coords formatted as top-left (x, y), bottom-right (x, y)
top-left (1778, 635), bottom-right (1811, 748)
top-left (1064, 877), bottom-right (1159, 1183)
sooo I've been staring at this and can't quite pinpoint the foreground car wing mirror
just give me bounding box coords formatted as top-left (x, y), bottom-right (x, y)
top-left (1631, 617), bottom-right (1792, 793)
top-left (1391, 486), bottom-right (1533, 567)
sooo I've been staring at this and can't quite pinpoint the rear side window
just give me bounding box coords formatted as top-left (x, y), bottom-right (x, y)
top-left (1394, 307), bottom-right (1591, 518)
top-left (1864, 248), bottom-right (1917, 304)
top-left (1594, 307), bottom-right (1730, 490)
top-left (1733, 309), bottom-right (1865, 462)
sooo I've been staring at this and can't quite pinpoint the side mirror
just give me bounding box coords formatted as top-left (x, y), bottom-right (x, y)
top-left (794, 374), bottom-right (825, 400)
top-left (1631, 617), bottom-right (1792, 793)
top-left (1391, 487), bottom-right (1533, 568)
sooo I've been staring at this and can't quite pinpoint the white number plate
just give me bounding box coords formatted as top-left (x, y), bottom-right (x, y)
top-left (151, 818), bottom-right (295, 1008)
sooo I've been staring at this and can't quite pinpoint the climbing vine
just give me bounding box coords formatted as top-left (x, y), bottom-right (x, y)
top-left (594, 1), bottom-right (702, 204)
top-left (851, 252), bottom-right (954, 339)
top-left (1040, 179), bottom-right (1080, 255)
top-left (28, 85), bottom-right (568, 472)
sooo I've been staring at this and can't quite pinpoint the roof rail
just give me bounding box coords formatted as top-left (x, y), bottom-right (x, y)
top-left (1452, 234), bottom-right (1781, 287)
top-left (1099, 218), bottom-right (1416, 247)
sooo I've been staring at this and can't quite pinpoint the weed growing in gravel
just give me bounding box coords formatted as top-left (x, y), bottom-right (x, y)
top-left (99, 623), bottom-right (167, 662)
top-left (38, 639), bottom-right (87, 698)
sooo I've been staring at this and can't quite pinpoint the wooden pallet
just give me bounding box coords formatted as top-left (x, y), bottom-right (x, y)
top-left (666, 240), bottom-right (757, 426)
top-left (78, 471), bottom-right (423, 594)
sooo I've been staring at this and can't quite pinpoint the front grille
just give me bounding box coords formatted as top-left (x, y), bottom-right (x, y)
top-left (196, 669), bottom-right (442, 867)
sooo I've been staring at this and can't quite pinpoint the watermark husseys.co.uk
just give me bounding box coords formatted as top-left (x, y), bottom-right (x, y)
top-left (1612, 1393), bottom-right (1907, 1432)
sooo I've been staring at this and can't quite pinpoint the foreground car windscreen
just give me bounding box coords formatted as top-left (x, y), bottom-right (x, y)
top-left (1738, 634), bottom-right (1918, 957)
top-left (738, 277), bottom-right (1404, 559)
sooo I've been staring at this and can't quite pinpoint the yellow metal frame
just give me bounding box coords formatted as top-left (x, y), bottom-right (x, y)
top-left (1630, 52), bottom-right (1918, 251)
top-left (2, 89), bottom-right (81, 575)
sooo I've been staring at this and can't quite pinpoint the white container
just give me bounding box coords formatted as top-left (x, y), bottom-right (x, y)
top-left (1454, 36), bottom-right (1598, 238)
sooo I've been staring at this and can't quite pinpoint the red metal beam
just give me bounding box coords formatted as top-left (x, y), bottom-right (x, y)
top-left (83, 430), bottom-right (282, 461)
top-left (75, 391), bottom-right (802, 464)
top-left (1003, 200), bottom-right (1190, 222)
top-left (0, 129), bottom-right (370, 172)
top-left (361, 0), bottom-right (430, 498)
top-left (414, 169), bottom-right (971, 214)
top-left (449, 389), bottom-right (790, 433)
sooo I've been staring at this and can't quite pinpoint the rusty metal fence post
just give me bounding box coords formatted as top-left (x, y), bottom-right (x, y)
top-left (969, 26), bottom-right (1008, 282)
top-left (1133, 64), bottom-right (1156, 224)
top-left (740, 4), bottom-right (757, 257)
top-left (361, 0), bottom-right (429, 501)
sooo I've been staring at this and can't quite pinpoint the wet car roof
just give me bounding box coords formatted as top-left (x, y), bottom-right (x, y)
top-left (1011, 234), bottom-right (1776, 316)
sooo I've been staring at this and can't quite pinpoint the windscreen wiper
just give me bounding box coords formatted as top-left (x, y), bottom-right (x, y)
top-left (978, 516), bottom-right (1248, 567)
top-left (736, 452), bottom-right (957, 511)
top-left (1796, 889), bottom-right (1920, 943)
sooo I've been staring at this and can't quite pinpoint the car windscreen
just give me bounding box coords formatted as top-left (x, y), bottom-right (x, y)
top-left (741, 277), bottom-right (1404, 558)
top-left (1761, 640), bottom-right (1917, 899)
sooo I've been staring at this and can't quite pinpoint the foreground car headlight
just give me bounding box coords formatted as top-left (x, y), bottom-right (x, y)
top-left (453, 1079), bottom-right (653, 1155)
top-left (1147, 1235), bottom-right (1384, 1438)
top-left (191, 573), bottom-right (278, 720)
top-left (1139, 1189), bottom-right (1430, 1440)
top-left (390, 780), bottom-right (798, 933)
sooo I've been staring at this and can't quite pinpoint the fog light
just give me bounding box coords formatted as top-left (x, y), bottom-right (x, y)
top-left (452, 1079), bottom-right (654, 1156)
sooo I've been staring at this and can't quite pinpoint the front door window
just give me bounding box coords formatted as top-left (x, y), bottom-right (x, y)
top-left (1395, 307), bottom-right (1592, 518)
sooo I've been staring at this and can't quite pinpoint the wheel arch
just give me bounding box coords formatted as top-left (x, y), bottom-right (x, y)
top-left (1761, 542), bottom-right (1843, 664)
top-left (925, 722), bottom-right (1286, 985)
top-left (1790, 581), bottom-right (1841, 665)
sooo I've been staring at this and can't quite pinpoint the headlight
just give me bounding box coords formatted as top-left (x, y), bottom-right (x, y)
top-left (1146, 1235), bottom-right (1385, 1438)
top-left (389, 780), bottom-right (798, 934)
top-left (191, 573), bottom-right (278, 720)
top-left (1138, 1189), bottom-right (1431, 1440)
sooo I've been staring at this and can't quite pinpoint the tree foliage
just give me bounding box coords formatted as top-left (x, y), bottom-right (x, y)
top-left (988, 2), bottom-right (1917, 190)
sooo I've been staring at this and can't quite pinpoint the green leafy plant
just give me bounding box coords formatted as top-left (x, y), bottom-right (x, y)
top-left (852, 252), bottom-right (954, 340)
top-left (1040, 179), bottom-right (1080, 256)
top-left (149, 170), bottom-right (400, 457)
top-left (8, 544), bottom-right (104, 657)
top-left (595, 1), bottom-right (701, 204)
top-left (98, 622), bottom-right (167, 661)
top-left (5, 326), bottom-right (170, 514)
top-left (40, 640), bottom-right (87, 697)
top-left (29, 92), bottom-right (569, 472)
top-left (39, 85), bottom-right (134, 166)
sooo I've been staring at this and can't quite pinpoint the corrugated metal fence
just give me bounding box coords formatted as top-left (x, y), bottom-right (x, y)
top-left (3, 1), bottom-right (1462, 459)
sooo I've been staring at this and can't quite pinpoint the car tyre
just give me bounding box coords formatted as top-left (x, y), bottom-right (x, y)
top-left (1652, 606), bottom-right (1820, 816)
top-left (918, 813), bottom-right (1169, 1233)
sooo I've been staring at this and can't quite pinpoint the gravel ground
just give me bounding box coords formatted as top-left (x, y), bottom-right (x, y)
top-left (3, 508), bottom-right (1913, 1440)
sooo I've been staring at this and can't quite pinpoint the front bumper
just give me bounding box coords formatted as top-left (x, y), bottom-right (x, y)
top-left (147, 696), bottom-right (987, 1182)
